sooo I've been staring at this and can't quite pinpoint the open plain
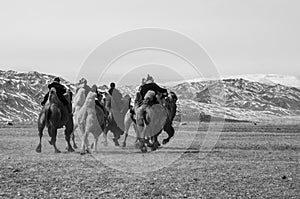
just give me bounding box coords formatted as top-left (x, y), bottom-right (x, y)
top-left (0, 121), bottom-right (299, 198)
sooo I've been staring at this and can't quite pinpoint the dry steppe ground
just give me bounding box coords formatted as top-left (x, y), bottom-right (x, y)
top-left (0, 121), bottom-right (299, 198)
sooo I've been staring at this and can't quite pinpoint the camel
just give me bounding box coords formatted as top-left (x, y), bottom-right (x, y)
top-left (36, 87), bottom-right (74, 153)
top-left (73, 91), bottom-right (105, 154)
top-left (102, 92), bottom-right (131, 146)
top-left (72, 86), bottom-right (130, 147)
top-left (72, 87), bottom-right (107, 153)
top-left (122, 91), bottom-right (178, 152)
top-left (69, 86), bottom-right (87, 149)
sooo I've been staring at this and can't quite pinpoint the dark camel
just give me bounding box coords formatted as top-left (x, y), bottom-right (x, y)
top-left (123, 91), bottom-right (178, 152)
top-left (36, 87), bottom-right (74, 153)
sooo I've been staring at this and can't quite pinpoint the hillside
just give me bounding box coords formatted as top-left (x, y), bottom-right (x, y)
top-left (1, 70), bottom-right (300, 123)
top-left (0, 70), bottom-right (71, 123)
top-left (171, 79), bottom-right (300, 122)
top-left (119, 78), bottom-right (300, 122)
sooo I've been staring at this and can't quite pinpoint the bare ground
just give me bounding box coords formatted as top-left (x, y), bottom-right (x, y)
top-left (0, 122), bottom-right (299, 198)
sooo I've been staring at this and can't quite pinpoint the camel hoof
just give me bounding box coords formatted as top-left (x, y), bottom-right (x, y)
top-left (54, 149), bottom-right (61, 154)
top-left (67, 147), bottom-right (74, 152)
top-left (36, 145), bottom-right (41, 153)
top-left (80, 151), bottom-right (86, 155)
top-left (135, 142), bottom-right (141, 149)
top-left (86, 149), bottom-right (91, 154)
top-left (113, 138), bottom-right (120, 146)
top-left (141, 145), bottom-right (147, 153)
top-left (147, 142), bottom-right (154, 147)
top-left (162, 139), bottom-right (169, 145)
top-left (73, 144), bottom-right (78, 149)
top-left (122, 142), bottom-right (126, 147)
top-left (151, 142), bottom-right (159, 151)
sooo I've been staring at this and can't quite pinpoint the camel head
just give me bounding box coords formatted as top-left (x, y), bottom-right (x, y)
top-left (162, 91), bottom-right (177, 106)
top-left (168, 91), bottom-right (178, 103)
top-left (48, 87), bottom-right (60, 104)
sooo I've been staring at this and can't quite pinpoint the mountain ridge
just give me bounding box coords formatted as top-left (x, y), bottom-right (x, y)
top-left (0, 70), bottom-right (300, 123)
top-left (162, 74), bottom-right (300, 88)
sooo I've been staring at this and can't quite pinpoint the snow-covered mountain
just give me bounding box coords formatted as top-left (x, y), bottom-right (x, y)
top-left (164, 74), bottom-right (300, 88)
top-left (224, 74), bottom-right (300, 88)
top-left (170, 78), bottom-right (300, 122)
top-left (1, 70), bottom-right (300, 123)
top-left (0, 70), bottom-right (72, 123)
top-left (119, 78), bottom-right (300, 122)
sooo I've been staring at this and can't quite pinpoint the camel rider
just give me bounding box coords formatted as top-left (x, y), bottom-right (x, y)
top-left (108, 82), bottom-right (115, 95)
top-left (135, 78), bottom-right (168, 126)
top-left (108, 82), bottom-right (122, 97)
top-left (107, 82), bottom-right (122, 109)
top-left (91, 84), bottom-right (108, 120)
top-left (137, 74), bottom-right (168, 103)
top-left (41, 77), bottom-right (72, 113)
top-left (139, 82), bottom-right (168, 104)
top-left (76, 78), bottom-right (90, 96)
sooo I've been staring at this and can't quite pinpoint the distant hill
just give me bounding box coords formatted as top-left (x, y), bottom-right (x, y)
top-left (164, 74), bottom-right (300, 88)
top-left (1, 70), bottom-right (300, 123)
top-left (117, 78), bottom-right (300, 122)
top-left (224, 74), bottom-right (300, 88)
top-left (0, 70), bottom-right (71, 123)
top-left (169, 78), bottom-right (300, 122)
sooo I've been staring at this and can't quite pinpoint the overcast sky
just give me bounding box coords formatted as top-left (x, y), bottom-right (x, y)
top-left (0, 0), bottom-right (299, 85)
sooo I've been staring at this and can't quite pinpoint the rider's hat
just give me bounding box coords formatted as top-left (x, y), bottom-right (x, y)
top-left (53, 77), bottom-right (60, 83)
top-left (110, 82), bottom-right (115, 88)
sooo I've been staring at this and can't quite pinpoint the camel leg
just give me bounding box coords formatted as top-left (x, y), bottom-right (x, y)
top-left (93, 132), bottom-right (100, 153)
top-left (80, 132), bottom-right (90, 155)
top-left (49, 127), bottom-right (61, 153)
top-left (79, 125), bottom-right (86, 155)
top-left (80, 138), bottom-right (86, 155)
top-left (102, 128), bottom-right (108, 147)
top-left (85, 132), bottom-right (91, 154)
top-left (65, 120), bottom-right (74, 152)
top-left (107, 121), bottom-right (121, 147)
top-left (136, 121), bottom-right (147, 152)
top-left (123, 133), bottom-right (128, 148)
top-left (123, 115), bottom-right (132, 147)
top-left (136, 118), bottom-right (147, 151)
top-left (112, 131), bottom-right (120, 146)
top-left (132, 123), bottom-right (140, 147)
top-left (72, 133), bottom-right (78, 149)
top-left (150, 132), bottom-right (161, 151)
top-left (162, 123), bottom-right (175, 145)
top-left (36, 119), bottom-right (45, 153)
top-left (139, 138), bottom-right (147, 153)
top-left (72, 119), bottom-right (78, 149)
